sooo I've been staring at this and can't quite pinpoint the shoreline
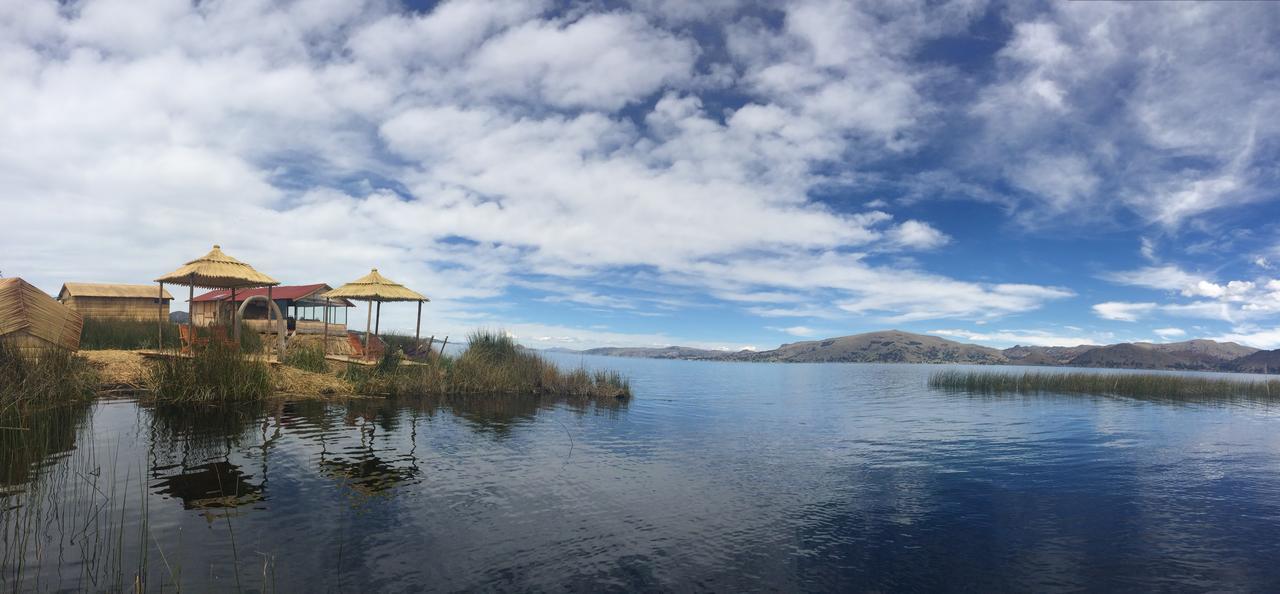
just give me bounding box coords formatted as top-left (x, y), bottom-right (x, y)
top-left (566, 350), bottom-right (1280, 377)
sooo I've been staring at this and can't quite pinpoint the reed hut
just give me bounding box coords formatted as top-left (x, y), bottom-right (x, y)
top-left (58, 283), bottom-right (174, 320)
top-left (191, 284), bottom-right (354, 334)
top-left (155, 245), bottom-right (280, 355)
top-left (0, 278), bottom-right (83, 356)
top-left (322, 269), bottom-right (428, 358)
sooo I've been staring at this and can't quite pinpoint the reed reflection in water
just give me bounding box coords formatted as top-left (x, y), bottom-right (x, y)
top-left (0, 391), bottom-right (627, 592)
top-left (4, 358), bottom-right (1280, 592)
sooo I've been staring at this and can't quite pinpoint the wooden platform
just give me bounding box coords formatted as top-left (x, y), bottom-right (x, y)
top-left (137, 350), bottom-right (283, 366)
top-left (324, 354), bottom-right (431, 367)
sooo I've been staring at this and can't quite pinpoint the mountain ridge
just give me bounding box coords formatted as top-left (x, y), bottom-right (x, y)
top-left (556, 331), bottom-right (1272, 374)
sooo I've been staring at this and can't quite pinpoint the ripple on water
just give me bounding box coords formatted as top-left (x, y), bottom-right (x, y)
top-left (4, 360), bottom-right (1280, 590)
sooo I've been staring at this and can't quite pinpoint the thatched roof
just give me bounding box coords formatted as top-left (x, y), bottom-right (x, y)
top-left (322, 269), bottom-right (428, 302)
top-left (0, 278), bottom-right (83, 351)
top-left (59, 282), bottom-right (173, 300)
top-left (155, 245), bottom-right (279, 289)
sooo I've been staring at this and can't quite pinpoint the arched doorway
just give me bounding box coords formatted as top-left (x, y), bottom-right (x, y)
top-left (237, 295), bottom-right (286, 358)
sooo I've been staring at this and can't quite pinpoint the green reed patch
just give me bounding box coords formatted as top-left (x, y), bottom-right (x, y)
top-left (929, 369), bottom-right (1280, 401)
top-left (79, 318), bottom-right (181, 350)
top-left (283, 345), bottom-right (327, 373)
top-left (0, 342), bottom-right (99, 413)
top-left (145, 342), bottom-right (272, 403)
top-left (344, 331), bottom-right (631, 400)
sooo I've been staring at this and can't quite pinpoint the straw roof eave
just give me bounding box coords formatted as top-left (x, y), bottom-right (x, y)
top-left (321, 269), bottom-right (428, 302)
top-left (154, 245), bottom-right (279, 290)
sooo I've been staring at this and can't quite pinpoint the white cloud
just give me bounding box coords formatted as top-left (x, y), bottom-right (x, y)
top-left (1211, 328), bottom-right (1280, 350)
top-left (1153, 327), bottom-right (1186, 340)
top-left (885, 220), bottom-right (950, 250)
top-left (1092, 302), bottom-right (1157, 322)
top-left (1102, 265), bottom-right (1209, 292)
top-left (929, 328), bottom-right (1103, 348)
top-left (463, 13), bottom-right (698, 110)
top-left (767, 325), bottom-right (821, 337)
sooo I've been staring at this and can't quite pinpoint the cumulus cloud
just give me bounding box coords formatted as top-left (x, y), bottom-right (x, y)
top-left (1092, 302), bottom-right (1157, 322)
top-left (929, 328), bottom-right (1103, 348)
top-left (968, 3), bottom-right (1280, 228)
top-left (15, 0), bottom-right (1274, 348)
top-left (1153, 327), bottom-right (1186, 340)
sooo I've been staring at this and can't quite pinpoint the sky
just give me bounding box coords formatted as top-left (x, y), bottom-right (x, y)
top-left (2, 0), bottom-right (1280, 351)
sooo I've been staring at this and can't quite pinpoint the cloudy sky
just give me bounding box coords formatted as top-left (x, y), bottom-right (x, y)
top-left (3, 0), bottom-right (1280, 350)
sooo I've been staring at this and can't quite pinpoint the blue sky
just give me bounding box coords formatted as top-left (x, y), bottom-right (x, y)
top-left (3, 0), bottom-right (1280, 350)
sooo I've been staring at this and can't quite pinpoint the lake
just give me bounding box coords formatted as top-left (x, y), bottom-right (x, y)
top-left (4, 356), bottom-right (1280, 592)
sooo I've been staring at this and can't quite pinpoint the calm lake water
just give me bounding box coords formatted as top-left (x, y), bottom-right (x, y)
top-left (4, 356), bottom-right (1280, 592)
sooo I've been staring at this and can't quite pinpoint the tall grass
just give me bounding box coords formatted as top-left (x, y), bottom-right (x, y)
top-left (929, 370), bottom-right (1280, 401)
top-left (78, 319), bottom-right (265, 353)
top-left (343, 331), bottom-right (631, 399)
top-left (145, 342), bottom-right (272, 403)
top-left (378, 332), bottom-right (434, 361)
top-left (283, 345), bottom-right (327, 373)
top-left (0, 342), bottom-right (99, 413)
top-left (79, 318), bottom-right (181, 350)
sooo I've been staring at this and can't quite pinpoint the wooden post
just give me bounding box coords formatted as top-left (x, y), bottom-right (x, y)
top-left (375, 301), bottom-right (381, 335)
top-left (267, 285), bottom-right (281, 358)
top-left (187, 274), bottom-right (195, 352)
top-left (158, 282), bottom-right (164, 350)
top-left (414, 300), bottom-right (422, 347)
top-left (440, 335), bottom-right (448, 356)
top-left (231, 287), bottom-right (238, 344)
top-left (364, 299), bottom-right (373, 359)
top-left (323, 298), bottom-right (330, 356)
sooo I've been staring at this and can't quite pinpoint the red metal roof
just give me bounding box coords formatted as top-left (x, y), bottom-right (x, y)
top-left (192, 284), bottom-right (353, 306)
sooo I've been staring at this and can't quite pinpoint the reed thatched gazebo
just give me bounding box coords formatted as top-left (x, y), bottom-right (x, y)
top-left (321, 269), bottom-right (428, 359)
top-left (155, 245), bottom-right (280, 355)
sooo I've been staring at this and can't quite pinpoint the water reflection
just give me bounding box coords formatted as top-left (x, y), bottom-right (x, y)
top-left (0, 403), bottom-right (91, 499)
top-left (152, 460), bottom-right (264, 511)
top-left (4, 360), bottom-right (1280, 592)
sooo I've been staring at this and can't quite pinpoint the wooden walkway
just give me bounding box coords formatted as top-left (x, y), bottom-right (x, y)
top-left (324, 354), bottom-right (432, 367)
top-left (137, 350), bottom-right (284, 366)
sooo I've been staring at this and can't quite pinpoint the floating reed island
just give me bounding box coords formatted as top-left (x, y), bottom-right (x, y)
top-left (929, 369), bottom-right (1280, 401)
top-left (2, 244), bottom-right (631, 408)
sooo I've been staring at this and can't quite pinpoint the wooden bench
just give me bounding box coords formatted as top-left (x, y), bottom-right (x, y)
top-left (179, 325), bottom-right (236, 354)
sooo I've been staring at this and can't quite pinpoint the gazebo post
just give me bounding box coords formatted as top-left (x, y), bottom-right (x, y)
top-left (415, 299), bottom-right (422, 346)
top-left (364, 299), bottom-right (373, 359)
top-left (231, 287), bottom-right (238, 344)
top-left (323, 298), bottom-right (330, 356)
top-left (158, 282), bottom-right (164, 350)
top-left (375, 301), bottom-right (381, 336)
top-left (187, 273), bottom-right (195, 351)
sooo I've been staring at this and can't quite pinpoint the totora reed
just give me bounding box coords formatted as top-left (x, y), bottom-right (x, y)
top-left (929, 369), bottom-right (1280, 401)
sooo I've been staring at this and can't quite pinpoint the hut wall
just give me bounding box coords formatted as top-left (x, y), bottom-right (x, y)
top-left (190, 301), bottom-right (222, 327)
top-left (64, 296), bottom-right (169, 321)
top-left (0, 332), bottom-right (60, 358)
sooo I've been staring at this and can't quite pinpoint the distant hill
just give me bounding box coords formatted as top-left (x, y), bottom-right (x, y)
top-left (1003, 344), bottom-right (1096, 366)
top-left (1229, 349), bottom-right (1280, 374)
top-left (570, 331), bottom-right (1267, 374)
top-left (579, 346), bottom-right (733, 360)
top-left (1146, 339), bottom-right (1257, 360)
top-left (734, 330), bottom-right (1007, 364)
top-left (1067, 340), bottom-right (1258, 371)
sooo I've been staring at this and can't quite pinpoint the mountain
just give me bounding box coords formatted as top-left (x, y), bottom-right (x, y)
top-left (571, 331), bottom-right (1265, 373)
top-left (1065, 340), bottom-right (1258, 371)
top-left (734, 330), bottom-right (1008, 364)
top-left (1146, 339), bottom-right (1257, 360)
top-left (1002, 344), bottom-right (1096, 366)
top-left (1228, 349), bottom-right (1280, 374)
top-left (579, 346), bottom-right (734, 360)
